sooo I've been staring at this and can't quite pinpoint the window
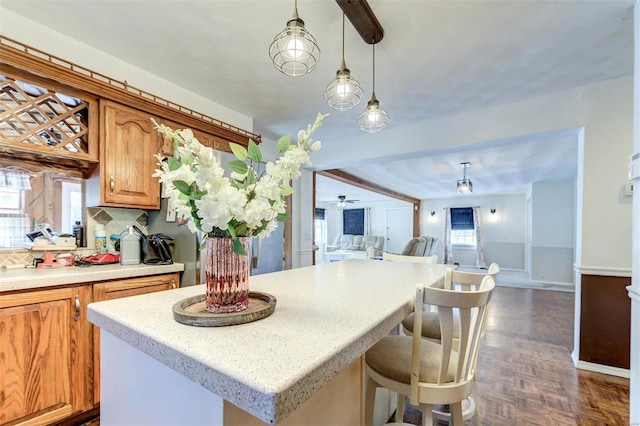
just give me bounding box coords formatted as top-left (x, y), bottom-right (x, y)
top-left (343, 208), bottom-right (364, 235)
top-left (314, 208), bottom-right (326, 244)
top-left (450, 207), bottom-right (476, 247)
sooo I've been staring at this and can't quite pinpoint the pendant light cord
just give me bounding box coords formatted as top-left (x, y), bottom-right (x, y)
top-left (342, 13), bottom-right (345, 62)
top-left (372, 43), bottom-right (376, 94)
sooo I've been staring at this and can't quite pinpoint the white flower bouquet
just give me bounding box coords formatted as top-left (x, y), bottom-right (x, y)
top-left (153, 113), bottom-right (327, 255)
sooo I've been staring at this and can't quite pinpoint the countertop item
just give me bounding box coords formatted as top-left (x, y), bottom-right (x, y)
top-left (88, 259), bottom-right (448, 424)
top-left (0, 262), bottom-right (184, 293)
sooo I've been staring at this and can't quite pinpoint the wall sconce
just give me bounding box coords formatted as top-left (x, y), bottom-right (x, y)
top-left (490, 209), bottom-right (496, 215)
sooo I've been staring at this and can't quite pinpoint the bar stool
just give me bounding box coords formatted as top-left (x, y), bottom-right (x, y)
top-left (365, 276), bottom-right (496, 425)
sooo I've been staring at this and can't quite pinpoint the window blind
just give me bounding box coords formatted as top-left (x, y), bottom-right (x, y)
top-left (450, 207), bottom-right (474, 230)
top-left (343, 208), bottom-right (364, 235)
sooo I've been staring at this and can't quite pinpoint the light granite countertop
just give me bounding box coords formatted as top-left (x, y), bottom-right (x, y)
top-left (0, 262), bottom-right (184, 293)
top-left (88, 259), bottom-right (448, 424)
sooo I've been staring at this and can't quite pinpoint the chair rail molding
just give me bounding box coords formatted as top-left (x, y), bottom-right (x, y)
top-left (574, 264), bottom-right (632, 277)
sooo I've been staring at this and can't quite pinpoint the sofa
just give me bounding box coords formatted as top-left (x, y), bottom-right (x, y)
top-left (400, 236), bottom-right (438, 257)
top-left (325, 234), bottom-right (385, 258)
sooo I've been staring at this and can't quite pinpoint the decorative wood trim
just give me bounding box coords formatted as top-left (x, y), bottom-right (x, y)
top-left (0, 37), bottom-right (259, 150)
top-left (627, 285), bottom-right (640, 303)
top-left (317, 169), bottom-right (421, 237)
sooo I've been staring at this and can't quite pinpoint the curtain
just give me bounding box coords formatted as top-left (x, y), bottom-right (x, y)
top-left (0, 214), bottom-right (30, 248)
top-left (443, 207), bottom-right (453, 264)
top-left (0, 169), bottom-right (31, 190)
top-left (473, 206), bottom-right (488, 268)
top-left (364, 207), bottom-right (372, 235)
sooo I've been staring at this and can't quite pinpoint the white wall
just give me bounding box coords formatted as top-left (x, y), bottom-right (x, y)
top-left (530, 179), bottom-right (575, 283)
top-left (421, 193), bottom-right (526, 269)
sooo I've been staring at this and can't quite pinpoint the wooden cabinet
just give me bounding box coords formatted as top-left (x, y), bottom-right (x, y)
top-left (87, 100), bottom-right (162, 210)
top-left (92, 273), bottom-right (179, 405)
top-left (0, 286), bottom-right (91, 425)
top-left (0, 273), bottom-right (179, 424)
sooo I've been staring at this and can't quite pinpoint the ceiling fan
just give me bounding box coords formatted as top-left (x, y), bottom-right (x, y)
top-left (329, 195), bottom-right (360, 207)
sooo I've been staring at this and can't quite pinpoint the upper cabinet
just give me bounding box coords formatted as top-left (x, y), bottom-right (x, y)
top-left (86, 100), bottom-right (161, 210)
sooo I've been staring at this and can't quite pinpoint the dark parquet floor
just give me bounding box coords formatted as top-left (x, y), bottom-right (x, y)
top-left (402, 287), bottom-right (630, 425)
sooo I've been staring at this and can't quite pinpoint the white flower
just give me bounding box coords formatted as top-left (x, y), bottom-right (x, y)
top-left (152, 113), bottom-right (327, 254)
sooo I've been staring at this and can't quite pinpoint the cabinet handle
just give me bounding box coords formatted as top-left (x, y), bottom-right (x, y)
top-left (171, 280), bottom-right (177, 289)
top-left (110, 176), bottom-right (115, 194)
top-left (74, 295), bottom-right (80, 321)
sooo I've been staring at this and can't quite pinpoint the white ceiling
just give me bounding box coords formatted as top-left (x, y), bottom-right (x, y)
top-left (4, 0), bottom-right (634, 201)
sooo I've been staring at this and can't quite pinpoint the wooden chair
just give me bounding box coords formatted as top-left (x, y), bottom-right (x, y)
top-left (400, 264), bottom-right (499, 422)
top-left (383, 252), bottom-right (438, 265)
top-left (365, 276), bottom-right (495, 425)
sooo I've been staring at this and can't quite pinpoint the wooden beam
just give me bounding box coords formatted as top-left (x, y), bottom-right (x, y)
top-left (317, 169), bottom-right (422, 237)
top-left (336, 0), bottom-right (384, 44)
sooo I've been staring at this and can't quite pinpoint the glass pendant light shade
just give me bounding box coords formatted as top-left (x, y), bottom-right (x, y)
top-left (456, 162), bottom-right (473, 194)
top-left (358, 43), bottom-right (389, 133)
top-left (324, 14), bottom-right (363, 111)
top-left (457, 178), bottom-right (473, 194)
top-left (358, 92), bottom-right (390, 133)
top-left (269, 1), bottom-right (320, 77)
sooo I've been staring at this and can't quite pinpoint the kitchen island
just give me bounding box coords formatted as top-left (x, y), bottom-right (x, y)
top-left (88, 259), bottom-right (448, 425)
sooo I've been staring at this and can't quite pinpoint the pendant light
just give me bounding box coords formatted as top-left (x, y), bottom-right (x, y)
top-left (457, 162), bottom-right (473, 194)
top-left (324, 13), bottom-right (363, 111)
top-left (269, 0), bottom-right (320, 77)
top-left (358, 43), bottom-right (389, 133)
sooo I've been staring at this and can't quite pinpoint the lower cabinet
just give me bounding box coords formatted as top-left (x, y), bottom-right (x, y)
top-left (92, 273), bottom-right (179, 405)
top-left (0, 272), bottom-right (179, 425)
top-left (0, 286), bottom-right (91, 425)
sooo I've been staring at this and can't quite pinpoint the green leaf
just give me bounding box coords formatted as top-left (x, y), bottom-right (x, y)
top-left (277, 213), bottom-right (291, 222)
top-left (229, 143), bottom-right (248, 161)
top-left (167, 157), bottom-right (181, 171)
top-left (227, 223), bottom-right (237, 239)
top-left (248, 139), bottom-right (262, 163)
top-left (227, 160), bottom-right (249, 175)
top-left (173, 180), bottom-right (192, 195)
top-left (232, 238), bottom-right (247, 256)
top-left (234, 222), bottom-right (247, 236)
top-left (279, 185), bottom-right (294, 196)
top-left (276, 134), bottom-right (291, 153)
top-left (191, 189), bottom-right (206, 200)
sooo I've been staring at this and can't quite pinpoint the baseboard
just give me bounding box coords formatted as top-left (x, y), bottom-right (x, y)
top-left (574, 359), bottom-right (630, 379)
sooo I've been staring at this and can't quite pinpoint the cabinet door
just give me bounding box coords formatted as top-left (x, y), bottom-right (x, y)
top-left (101, 100), bottom-right (161, 209)
top-left (92, 273), bottom-right (179, 404)
top-left (0, 286), bottom-right (91, 425)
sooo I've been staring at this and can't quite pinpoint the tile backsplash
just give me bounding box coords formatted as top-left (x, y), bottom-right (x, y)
top-left (0, 207), bottom-right (149, 267)
top-left (87, 207), bottom-right (149, 252)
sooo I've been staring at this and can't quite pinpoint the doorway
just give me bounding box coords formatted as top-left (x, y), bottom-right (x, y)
top-left (385, 207), bottom-right (413, 254)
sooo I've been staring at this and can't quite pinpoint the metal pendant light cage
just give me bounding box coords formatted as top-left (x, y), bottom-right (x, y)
top-left (357, 94), bottom-right (390, 133)
top-left (456, 162), bottom-right (473, 194)
top-left (324, 14), bottom-right (363, 111)
top-left (269, 2), bottom-right (320, 77)
top-left (358, 43), bottom-right (389, 133)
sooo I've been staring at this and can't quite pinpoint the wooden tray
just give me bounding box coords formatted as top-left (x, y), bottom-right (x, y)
top-left (172, 291), bottom-right (276, 327)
